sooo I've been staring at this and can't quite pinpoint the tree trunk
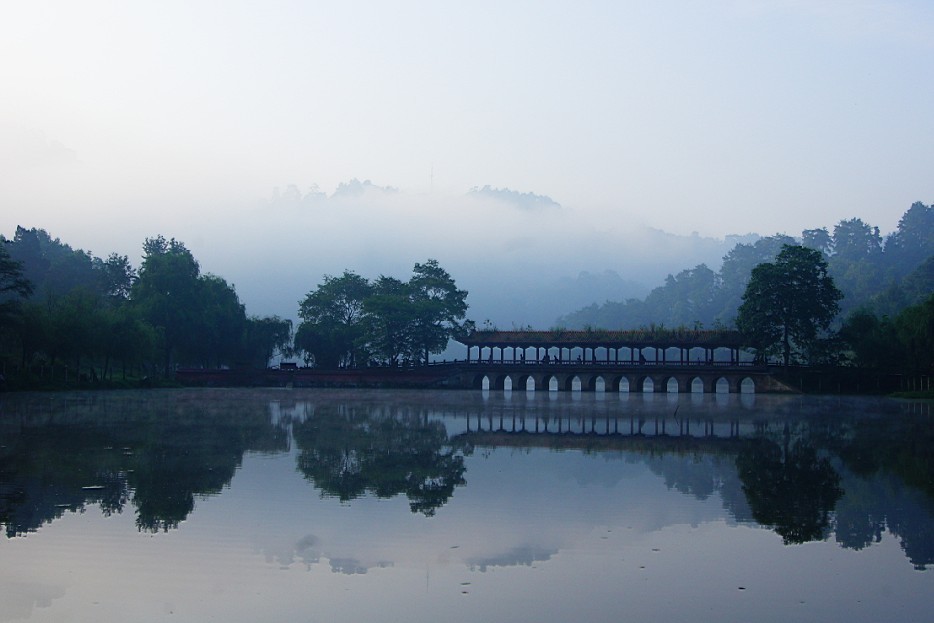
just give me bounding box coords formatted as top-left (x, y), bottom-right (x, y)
top-left (163, 345), bottom-right (172, 379)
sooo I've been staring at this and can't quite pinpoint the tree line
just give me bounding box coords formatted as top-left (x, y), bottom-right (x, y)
top-left (294, 260), bottom-right (471, 368)
top-left (560, 203), bottom-right (933, 379)
top-left (0, 227), bottom-right (471, 389)
top-left (2, 200), bottom-right (931, 388)
top-left (0, 228), bottom-right (292, 387)
top-left (560, 202), bottom-right (932, 328)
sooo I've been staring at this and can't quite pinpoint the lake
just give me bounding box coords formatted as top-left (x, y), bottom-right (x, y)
top-left (1, 388), bottom-right (932, 622)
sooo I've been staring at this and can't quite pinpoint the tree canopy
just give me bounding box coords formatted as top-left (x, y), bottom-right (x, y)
top-left (295, 270), bottom-right (371, 368)
top-left (1, 230), bottom-right (292, 387)
top-left (295, 260), bottom-right (470, 368)
top-left (737, 245), bottom-right (842, 366)
top-left (559, 202), bottom-right (932, 330)
top-left (0, 241), bottom-right (33, 330)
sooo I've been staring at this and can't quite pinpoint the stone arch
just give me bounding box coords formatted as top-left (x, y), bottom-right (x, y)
top-left (690, 377), bottom-right (704, 393)
top-left (617, 376), bottom-right (630, 393)
top-left (641, 376), bottom-right (655, 393)
top-left (516, 373), bottom-right (535, 391)
top-left (565, 375), bottom-right (583, 392)
top-left (631, 375), bottom-right (650, 393)
top-left (715, 377), bottom-right (730, 393)
top-left (740, 377), bottom-right (756, 394)
top-left (588, 375), bottom-right (607, 392)
top-left (665, 377), bottom-right (680, 393)
top-left (492, 375), bottom-right (513, 391)
top-left (545, 375), bottom-right (559, 392)
top-left (474, 374), bottom-right (491, 390)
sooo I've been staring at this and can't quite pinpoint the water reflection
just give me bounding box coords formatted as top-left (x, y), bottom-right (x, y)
top-left (292, 403), bottom-right (468, 516)
top-left (736, 432), bottom-right (843, 544)
top-left (1, 389), bottom-right (932, 571)
top-left (0, 390), bottom-right (289, 535)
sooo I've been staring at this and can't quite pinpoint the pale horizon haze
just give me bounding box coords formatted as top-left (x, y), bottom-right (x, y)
top-left (2, 1), bottom-right (932, 324)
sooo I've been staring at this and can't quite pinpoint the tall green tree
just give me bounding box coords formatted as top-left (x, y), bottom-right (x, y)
top-left (188, 274), bottom-right (246, 367)
top-left (95, 252), bottom-right (136, 303)
top-left (131, 236), bottom-right (202, 376)
top-left (883, 202), bottom-right (933, 280)
top-left (838, 310), bottom-right (901, 370)
top-left (407, 259), bottom-right (469, 365)
top-left (716, 234), bottom-right (797, 323)
top-left (296, 271), bottom-right (372, 367)
top-left (737, 245), bottom-right (842, 366)
top-left (801, 227), bottom-right (833, 256)
top-left (0, 241), bottom-right (33, 328)
top-left (362, 276), bottom-right (414, 365)
top-left (894, 294), bottom-right (934, 377)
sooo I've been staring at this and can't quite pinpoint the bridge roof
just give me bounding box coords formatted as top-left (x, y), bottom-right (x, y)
top-left (457, 329), bottom-right (744, 348)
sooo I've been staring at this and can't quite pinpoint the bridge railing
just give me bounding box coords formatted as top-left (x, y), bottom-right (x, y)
top-left (429, 359), bottom-right (759, 367)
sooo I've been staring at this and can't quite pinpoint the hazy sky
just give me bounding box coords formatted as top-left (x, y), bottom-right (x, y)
top-left (1, 1), bottom-right (932, 321)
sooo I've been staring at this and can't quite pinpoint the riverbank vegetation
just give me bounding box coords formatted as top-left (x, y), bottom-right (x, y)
top-left (1, 201), bottom-right (931, 392)
top-left (0, 229), bottom-right (292, 389)
top-left (561, 202), bottom-right (933, 383)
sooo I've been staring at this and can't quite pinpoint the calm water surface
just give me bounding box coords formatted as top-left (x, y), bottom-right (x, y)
top-left (1, 388), bottom-right (932, 622)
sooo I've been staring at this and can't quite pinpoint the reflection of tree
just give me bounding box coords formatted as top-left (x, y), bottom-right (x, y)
top-left (293, 406), bottom-right (468, 516)
top-left (130, 439), bottom-right (233, 532)
top-left (0, 393), bottom-right (289, 535)
top-left (0, 425), bottom-right (129, 537)
top-left (827, 411), bottom-right (934, 570)
top-left (833, 412), bottom-right (934, 500)
top-left (736, 430), bottom-right (843, 544)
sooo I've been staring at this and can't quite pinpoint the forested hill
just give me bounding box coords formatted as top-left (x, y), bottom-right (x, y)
top-left (558, 202), bottom-right (933, 330)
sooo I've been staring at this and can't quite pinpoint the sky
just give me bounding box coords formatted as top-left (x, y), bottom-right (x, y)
top-left (1, 1), bottom-right (932, 324)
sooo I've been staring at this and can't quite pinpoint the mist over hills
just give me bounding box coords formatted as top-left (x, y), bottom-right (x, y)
top-left (10, 181), bottom-right (925, 334)
top-left (0, 179), bottom-right (772, 330)
top-left (193, 181), bottom-right (761, 329)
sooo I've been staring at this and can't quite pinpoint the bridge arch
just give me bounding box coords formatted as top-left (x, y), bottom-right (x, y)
top-left (715, 377), bottom-right (730, 393)
top-left (494, 375), bottom-right (512, 391)
top-left (690, 376), bottom-right (704, 393)
top-left (617, 376), bottom-right (630, 393)
top-left (665, 377), bottom-right (680, 393)
top-left (587, 375), bottom-right (607, 392)
top-left (740, 377), bottom-right (756, 394)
